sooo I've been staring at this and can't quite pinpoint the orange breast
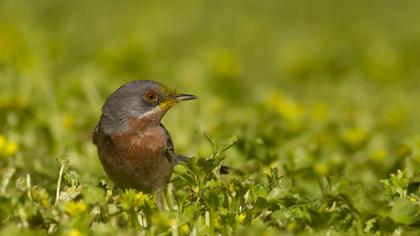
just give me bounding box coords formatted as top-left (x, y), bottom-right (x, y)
top-left (97, 126), bottom-right (172, 193)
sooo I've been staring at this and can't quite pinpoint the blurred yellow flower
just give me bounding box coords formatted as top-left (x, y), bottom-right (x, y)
top-left (214, 216), bottom-right (222, 229)
top-left (135, 191), bottom-right (150, 207)
top-left (342, 127), bottom-right (368, 147)
top-left (3, 142), bottom-right (18, 156)
top-left (235, 213), bottom-right (246, 224)
top-left (65, 201), bottom-right (87, 216)
top-left (179, 224), bottom-right (190, 235)
top-left (369, 147), bottom-right (388, 162)
top-left (31, 186), bottom-right (51, 208)
top-left (68, 229), bottom-right (84, 236)
top-left (0, 135), bottom-right (5, 149)
top-left (0, 135), bottom-right (19, 157)
top-left (266, 90), bottom-right (303, 123)
top-left (169, 218), bottom-right (177, 227)
top-left (313, 163), bottom-right (329, 175)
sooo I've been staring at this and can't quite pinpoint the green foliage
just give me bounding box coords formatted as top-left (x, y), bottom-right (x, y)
top-left (1, 0), bottom-right (420, 235)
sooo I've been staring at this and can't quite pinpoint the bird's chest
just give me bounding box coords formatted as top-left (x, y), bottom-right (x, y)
top-left (113, 126), bottom-right (167, 159)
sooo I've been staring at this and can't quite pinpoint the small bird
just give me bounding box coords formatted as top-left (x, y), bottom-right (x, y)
top-left (93, 80), bottom-right (198, 193)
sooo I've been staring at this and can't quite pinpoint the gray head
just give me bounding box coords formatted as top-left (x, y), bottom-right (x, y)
top-left (98, 80), bottom-right (197, 134)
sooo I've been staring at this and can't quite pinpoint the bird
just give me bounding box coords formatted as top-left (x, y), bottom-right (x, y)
top-left (92, 80), bottom-right (198, 193)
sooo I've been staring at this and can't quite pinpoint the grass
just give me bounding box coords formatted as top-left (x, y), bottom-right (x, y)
top-left (1, 0), bottom-right (420, 235)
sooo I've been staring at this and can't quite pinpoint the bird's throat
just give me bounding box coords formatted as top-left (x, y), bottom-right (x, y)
top-left (129, 106), bottom-right (165, 131)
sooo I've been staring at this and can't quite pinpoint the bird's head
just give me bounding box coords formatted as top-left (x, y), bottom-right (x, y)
top-left (99, 80), bottom-right (197, 134)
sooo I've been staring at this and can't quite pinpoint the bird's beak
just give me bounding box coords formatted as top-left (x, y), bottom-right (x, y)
top-left (175, 93), bottom-right (198, 102)
top-left (159, 93), bottom-right (197, 111)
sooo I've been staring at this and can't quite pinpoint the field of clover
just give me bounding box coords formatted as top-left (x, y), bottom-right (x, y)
top-left (1, 0), bottom-right (420, 235)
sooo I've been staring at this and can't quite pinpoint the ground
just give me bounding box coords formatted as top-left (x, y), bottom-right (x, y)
top-left (0, 0), bottom-right (420, 235)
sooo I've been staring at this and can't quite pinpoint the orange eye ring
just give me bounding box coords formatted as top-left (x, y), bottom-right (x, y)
top-left (144, 90), bottom-right (158, 102)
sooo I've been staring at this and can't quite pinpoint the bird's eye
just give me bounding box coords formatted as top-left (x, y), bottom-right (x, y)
top-left (144, 90), bottom-right (158, 102)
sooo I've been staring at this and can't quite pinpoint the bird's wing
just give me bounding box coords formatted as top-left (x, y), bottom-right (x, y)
top-left (160, 123), bottom-right (189, 165)
top-left (160, 123), bottom-right (176, 163)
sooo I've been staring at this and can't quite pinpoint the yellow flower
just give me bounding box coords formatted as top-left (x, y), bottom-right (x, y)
top-left (179, 224), bottom-right (190, 235)
top-left (135, 191), bottom-right (150, 207)
top-left (169, 218), bottom-right (177, 227)
top-left (0, 135), bottom-right (18, 157)
top-left (68, 229), bottom-right (84, 236)
top-left (3, 142), bottom-right (18, 156)
top-left (369, 147), bottom-right (388, 162)
top-left (214, 216), bottom-right (222, 229)
top-left (266, 90), bottom-right (303, 123)
top-left (342, 127), bottom-right (368, 147)
top-left (0, 135), bottom-right (6, 149)
top-left (313, 163), bottom-right (329, 175)
top-left (65, 201), bottom-right (87, 216)
top-left (235, 213), bottom-right (246, 224)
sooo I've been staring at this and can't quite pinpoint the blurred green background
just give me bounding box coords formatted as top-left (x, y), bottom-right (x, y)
top-left (1, 0), bottom-right (420, 234)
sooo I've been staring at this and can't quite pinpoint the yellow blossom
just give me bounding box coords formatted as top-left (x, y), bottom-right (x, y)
top-left (135, 191), bottom-right (150, 207)
top-left (68, 229), bottom-right (84, 236)
top-left (313, 163), bottom-right (329, 175)
top-left (409, 197), bottom-right (417, 202)
top-left (214, 216), bottom-right (222, 229)
top-left (3, 141), bottom-right (18, 156)
top-left (0, 135), bottom-right (19, 157)
top-left (342, 127), bottom-right (368, 147)
top-left (169, 218), bottom-right (177, 227)
top-left (65, 201), bottom-right (87, 216)
top-left (179, 224), bottom-right (190, 235)
top-left (0, 135), bottom-right (5, 149)
top-left (266, 90), bottom-right (303, 123)
top-left (369, 147), bottom-right (388, 162)
top-left (235, 213), bottom-right (246, 224)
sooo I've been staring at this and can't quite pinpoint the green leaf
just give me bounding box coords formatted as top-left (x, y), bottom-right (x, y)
top-left (267, 187), bottom-right (289, 203)
top-left (389, 198), bottom-right (420, 225)
top-left (83, 186), bottom-right (105, 205)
